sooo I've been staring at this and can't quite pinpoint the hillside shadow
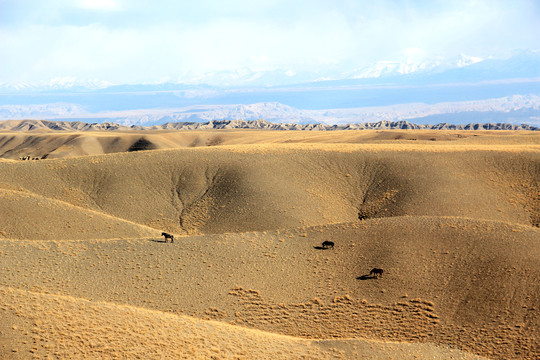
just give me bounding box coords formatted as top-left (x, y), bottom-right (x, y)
top-left (128, 138), bottom-right (157, 152)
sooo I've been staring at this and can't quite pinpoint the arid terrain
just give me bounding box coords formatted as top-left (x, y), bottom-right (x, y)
top-left (0, 122), bottom-right (539, 359)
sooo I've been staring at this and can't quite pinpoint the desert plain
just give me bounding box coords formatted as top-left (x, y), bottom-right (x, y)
top-left (0, 125), bottom-right (539, 359)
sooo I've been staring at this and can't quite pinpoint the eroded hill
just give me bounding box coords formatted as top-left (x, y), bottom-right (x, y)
top-left (0, 132), bottom-right (539, 359)
top-left (1, 127), bottom-right (539, 160)
top-left (0, 144), bottom-right (538, 238)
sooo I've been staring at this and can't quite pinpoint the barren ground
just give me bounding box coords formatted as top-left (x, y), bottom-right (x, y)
top-left (0, 128), bottom-right (538, 359)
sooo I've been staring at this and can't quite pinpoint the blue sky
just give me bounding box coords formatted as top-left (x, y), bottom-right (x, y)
top-left (1, 0), bottom-right (539, 85)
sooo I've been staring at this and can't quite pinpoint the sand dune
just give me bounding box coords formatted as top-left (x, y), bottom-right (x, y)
top-left (0, 130), bottom-right (538, 359)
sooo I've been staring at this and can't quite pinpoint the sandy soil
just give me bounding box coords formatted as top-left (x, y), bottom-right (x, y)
top-left (0, 129), bottom-right (538, 359)
top-left (1, 129), bottom-right (539, 160)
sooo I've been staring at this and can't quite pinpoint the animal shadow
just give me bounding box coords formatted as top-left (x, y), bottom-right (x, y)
top-left (314, 241), bottom-right (334, 250)
top-left (356, 274), bottom-right (377, 280)
top-left (150, 239), bottom-right (168, 243)
top-left (357, 268), bottom-right (384, 280)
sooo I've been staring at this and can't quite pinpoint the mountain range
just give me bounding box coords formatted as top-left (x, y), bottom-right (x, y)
top-left (2, 51), bottom-right (539, 93)
top-left (2, 95), bottom-right (539, 127)
top-left (1, 51), bottom-right (539, 127)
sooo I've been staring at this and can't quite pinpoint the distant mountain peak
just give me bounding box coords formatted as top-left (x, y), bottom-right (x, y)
top-left (346, 53), bottom-right (488, 80)
top-left (455, 54), bottom-right (484, 68)
top-left (1, 51), bottom-right (538, 92)
top-left (45, 77), bottom-right (113, 90)
top-left (0, 78), bottom-right (114, 93)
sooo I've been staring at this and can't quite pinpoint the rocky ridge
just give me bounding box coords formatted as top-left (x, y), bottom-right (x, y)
top-left (0, 119), bottom-right (537, 132)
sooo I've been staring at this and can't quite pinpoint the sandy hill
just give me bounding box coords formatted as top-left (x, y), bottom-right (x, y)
top-left (0, 144), bottom-right (538, 237)
top-left (0, 130), bottom-right (539, 359)
top-left (1, 126), bottom-right (539, 160)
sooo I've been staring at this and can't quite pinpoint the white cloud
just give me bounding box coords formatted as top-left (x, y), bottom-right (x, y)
top-left (0, 0), bottom-right (538, 84)
top-left (76, 0), bottom-right (121, 11)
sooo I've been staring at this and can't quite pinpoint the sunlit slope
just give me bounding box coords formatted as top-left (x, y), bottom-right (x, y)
top-left (0, 189), bottom-right (156, 240)
top-left (0, 145), bottom-right (537, 239)
top-left (0, 286), bottom-right (486, 360)
top-left (1, 217), bottom-right (538, 359)
top-left (1, 129), bottom-right (539, 160)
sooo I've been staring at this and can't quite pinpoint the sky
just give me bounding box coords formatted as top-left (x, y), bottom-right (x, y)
top-left (1, 0), bottom-right (539, 85)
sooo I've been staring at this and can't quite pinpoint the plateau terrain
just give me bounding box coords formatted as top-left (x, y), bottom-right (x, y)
top-left (0, 122), bottom-right (538, 359)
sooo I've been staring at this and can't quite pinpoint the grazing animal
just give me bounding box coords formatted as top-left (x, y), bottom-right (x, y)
top-left (369, 268), bottom-right (384, 278)
top-left (161, 232), bottom-right (174, 243)
top-left (322, 241), bottom-right (334, 249)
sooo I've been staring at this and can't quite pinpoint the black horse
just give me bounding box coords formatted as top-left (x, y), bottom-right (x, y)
top-left (322, 241), bottom-right (334, 249)
top-left (369, 268), bottom-right (384, 278)
top-left (161, 232), bottom-right (174, 243)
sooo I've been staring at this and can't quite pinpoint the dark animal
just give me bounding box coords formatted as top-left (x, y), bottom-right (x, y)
top-left (322, 241), bottom-right (334, 249)
top-left (369, 268), bottom-right (384, 278)
top-left (161, 232), bottom-right (174, 243)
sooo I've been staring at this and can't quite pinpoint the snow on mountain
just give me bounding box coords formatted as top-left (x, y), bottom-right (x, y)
top-left (43, 77), bottom-right (113, 90)
top-left (0, 78), bottom-right (113, 93)
top-left (182, 68), bottom-right (324, 87)
top-left (0, 81), bottom-right (40, 92)
top-left (159, 52), bottom-right (533, 86)
top-left (422, 50), bottom-right (540, 83)
top-left (455, 54), bottom-right (484, 68)
top-left (185, 54), bottom-right (493, 85)
top-left (346, 60), bottom-right (439, 79)
top-left (345, 54), bottom-right (486, 80)
top-left (1, 51), bottom-right (537, 93)
top-left (182, 54), bottom-right (491, 85)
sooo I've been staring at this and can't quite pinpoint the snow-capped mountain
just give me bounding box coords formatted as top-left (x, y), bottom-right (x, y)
top-left (341, 51), bottom-right (540, 84)
top-left (344, 54), bottom-right (488, 80)
top-left (181, 68), bottom-right (326, 87)
top-left (43, 78), bottom-right (113, 91)
top-left (345, 60), bottom-right (438, 79)
top-left (333, 54), bottom-right (484, 80)
top-left (0, 81), bottom-right (40, 92)
top-left (185, 54), bottom-right (492, 85)
top-left (0, 78), bottom-right (113, 93)
top-left (1, 51), bottom-right (539, 127)
top-left (1, 51), bottom-right (538, 93)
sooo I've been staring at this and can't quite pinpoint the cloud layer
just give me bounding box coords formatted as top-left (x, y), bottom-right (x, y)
top-left (1, 0), bottom-right (539, 84)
